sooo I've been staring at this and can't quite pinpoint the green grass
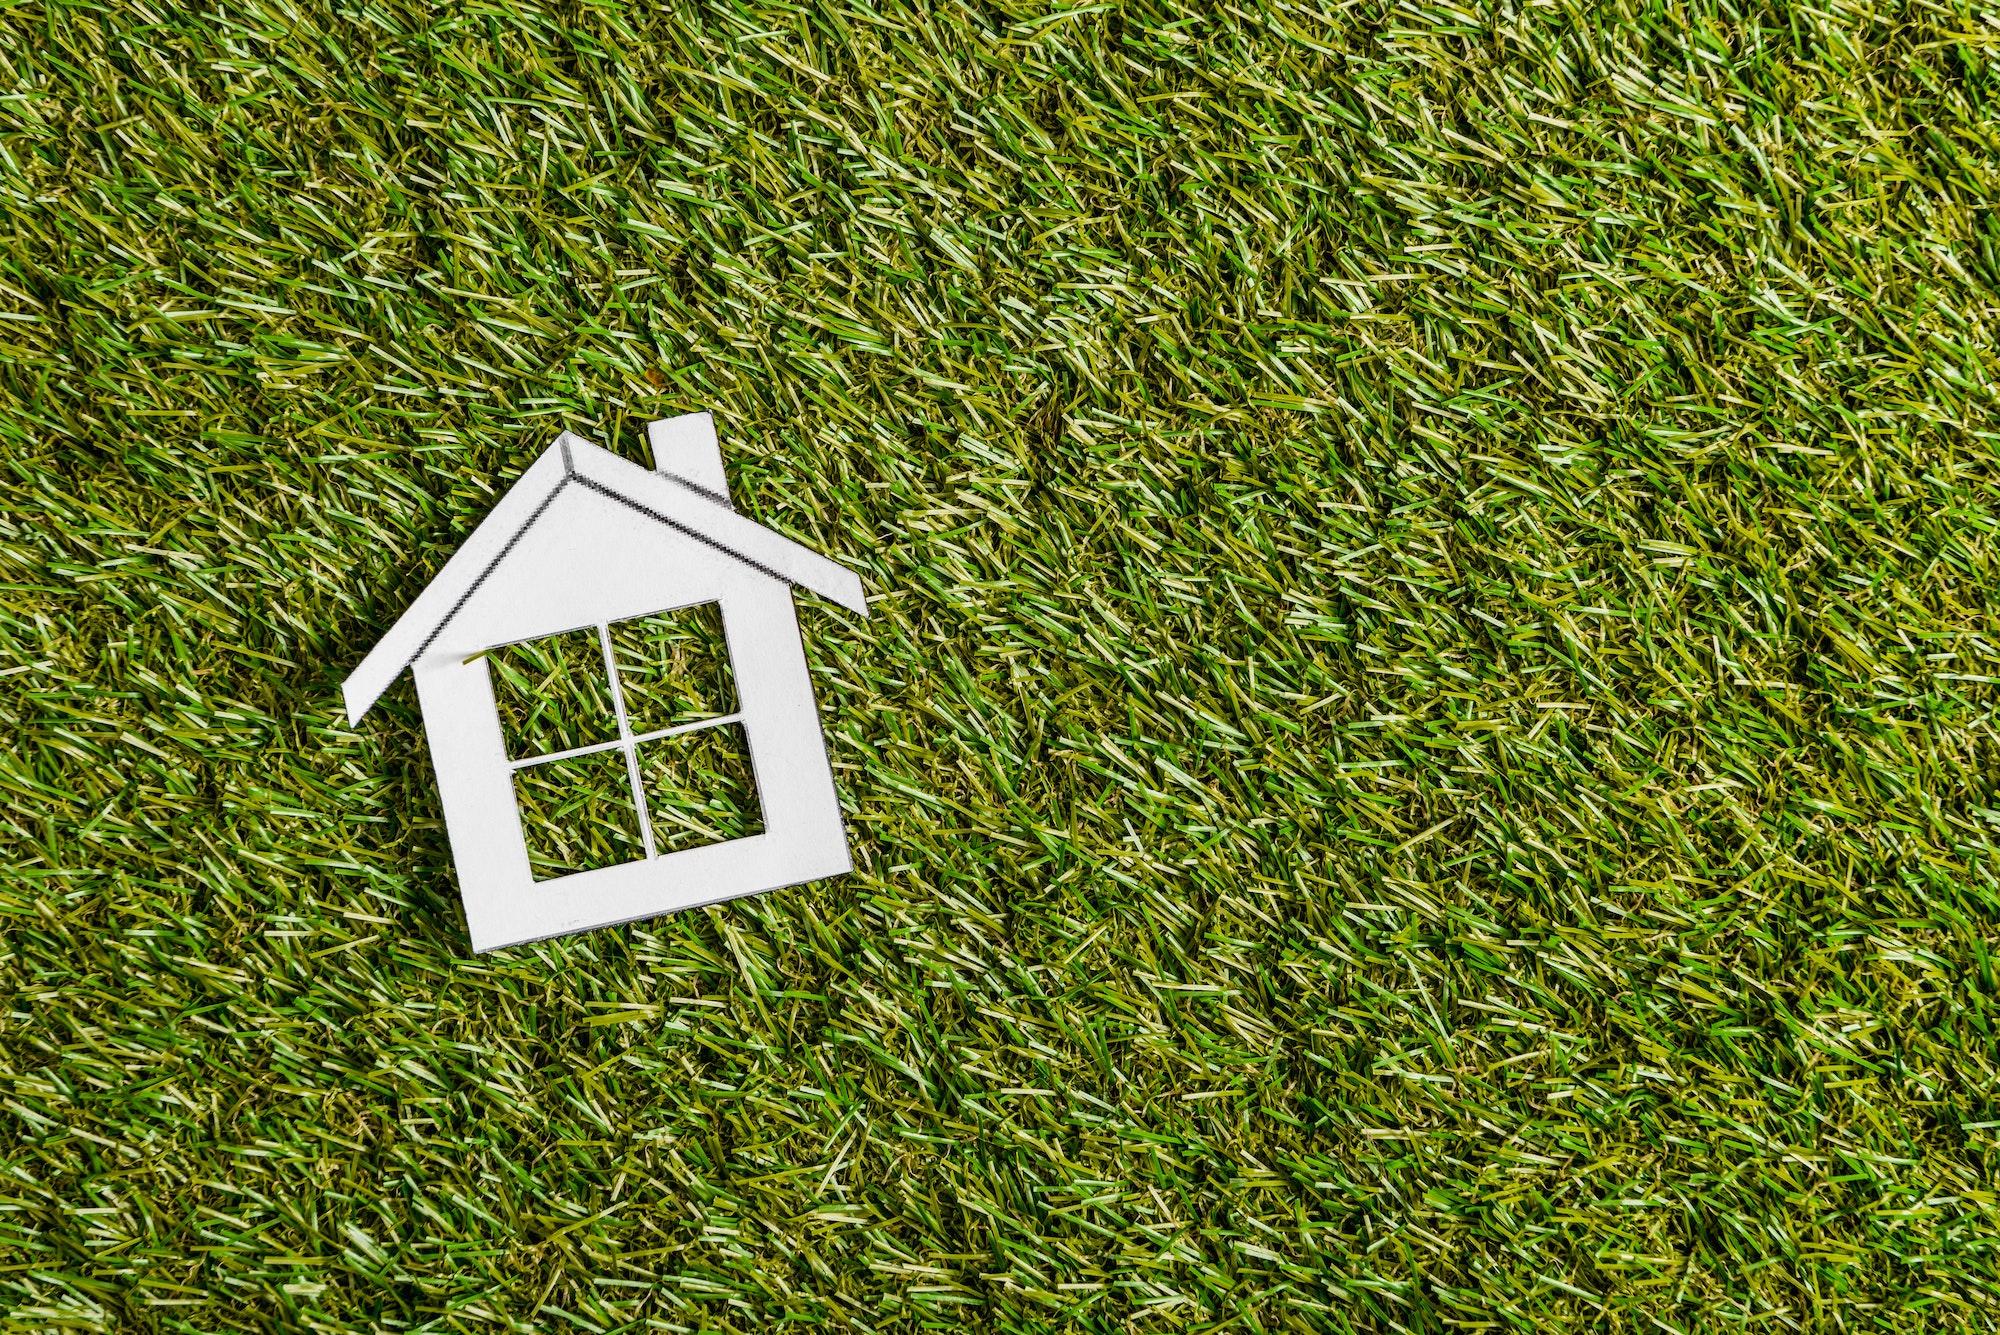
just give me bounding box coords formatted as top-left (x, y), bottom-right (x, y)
top-left (5, 0), bottom-right (2000, 1329)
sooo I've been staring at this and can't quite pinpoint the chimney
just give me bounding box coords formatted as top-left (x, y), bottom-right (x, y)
top-left (646, 411), bottom-right (732, 507)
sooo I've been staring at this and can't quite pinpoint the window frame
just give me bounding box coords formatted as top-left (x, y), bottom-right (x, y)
top-left (501, 601), bottom-right (749, 865)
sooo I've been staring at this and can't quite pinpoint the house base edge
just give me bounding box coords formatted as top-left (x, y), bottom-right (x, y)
top-left (465, 851), bottom-right (855, 955)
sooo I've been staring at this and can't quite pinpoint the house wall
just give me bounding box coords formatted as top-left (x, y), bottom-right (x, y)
top-left (412, 483), bottom-right (851, 952)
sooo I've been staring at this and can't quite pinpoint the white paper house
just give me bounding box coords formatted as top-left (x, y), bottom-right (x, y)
top-left (342, 413), bottom-right (867, 952)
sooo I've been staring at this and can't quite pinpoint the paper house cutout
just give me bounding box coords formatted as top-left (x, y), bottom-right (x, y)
top-left (343, 413), bottom-right (867, 952)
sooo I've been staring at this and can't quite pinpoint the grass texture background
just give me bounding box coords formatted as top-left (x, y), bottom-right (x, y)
top-left (3, 0), bottom-right (2000, 1329)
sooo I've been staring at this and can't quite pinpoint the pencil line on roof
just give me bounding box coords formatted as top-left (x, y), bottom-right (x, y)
top-left (654, 467), bottom-right (734, 510)
top-left (568, 472), bottom-right (794, 589)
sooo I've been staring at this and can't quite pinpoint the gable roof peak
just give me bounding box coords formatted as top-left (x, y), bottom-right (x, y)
top-left (341, 425), bottom-right (867, 725)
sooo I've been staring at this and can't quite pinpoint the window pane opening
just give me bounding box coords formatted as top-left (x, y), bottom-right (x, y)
top-left (491, 606), bottom-right (759, 878)
top-left (639, 721), bottom-right (762, 855)
top-left (610, 601), bottom-right (736, 735)
top-left (489, 626), bottom-right (617, 760)
top-left (514, 749), bottom-right (646, 881)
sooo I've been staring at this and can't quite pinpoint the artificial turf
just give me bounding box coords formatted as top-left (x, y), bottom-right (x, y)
top-left (3, 0), bottom-right (2000, 1329)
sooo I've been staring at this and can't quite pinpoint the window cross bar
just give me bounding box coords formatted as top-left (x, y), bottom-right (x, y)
top-left (507, 712), bottom-right (746, 772)
top-left (597, 621), bottom-right (658, 861)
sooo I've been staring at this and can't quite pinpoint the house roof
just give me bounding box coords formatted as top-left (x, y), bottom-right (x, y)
top-left (342, 431), bottom-right (868, 724)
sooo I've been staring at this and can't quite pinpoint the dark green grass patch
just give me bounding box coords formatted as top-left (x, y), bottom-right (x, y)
top-left (490, 628), bottom-right (620, 761)
top-left (612, 602), bottom-right (737, 733)
top-left (640, 721), bottom-right (763, 853)
top-left (4, 0), bottom-right (2000, 1330)
top-left (516, 749), bottom-right (646, 881)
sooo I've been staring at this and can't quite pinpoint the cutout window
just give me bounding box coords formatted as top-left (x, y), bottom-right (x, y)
top-left (640, 721), bottom-right (760, 854)
top-left (610, 601), bottom-right (734, 731)
top-left (489, 626), bottom-right (617, 759)
top-left (495, 602), bottom-right (763, 881)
